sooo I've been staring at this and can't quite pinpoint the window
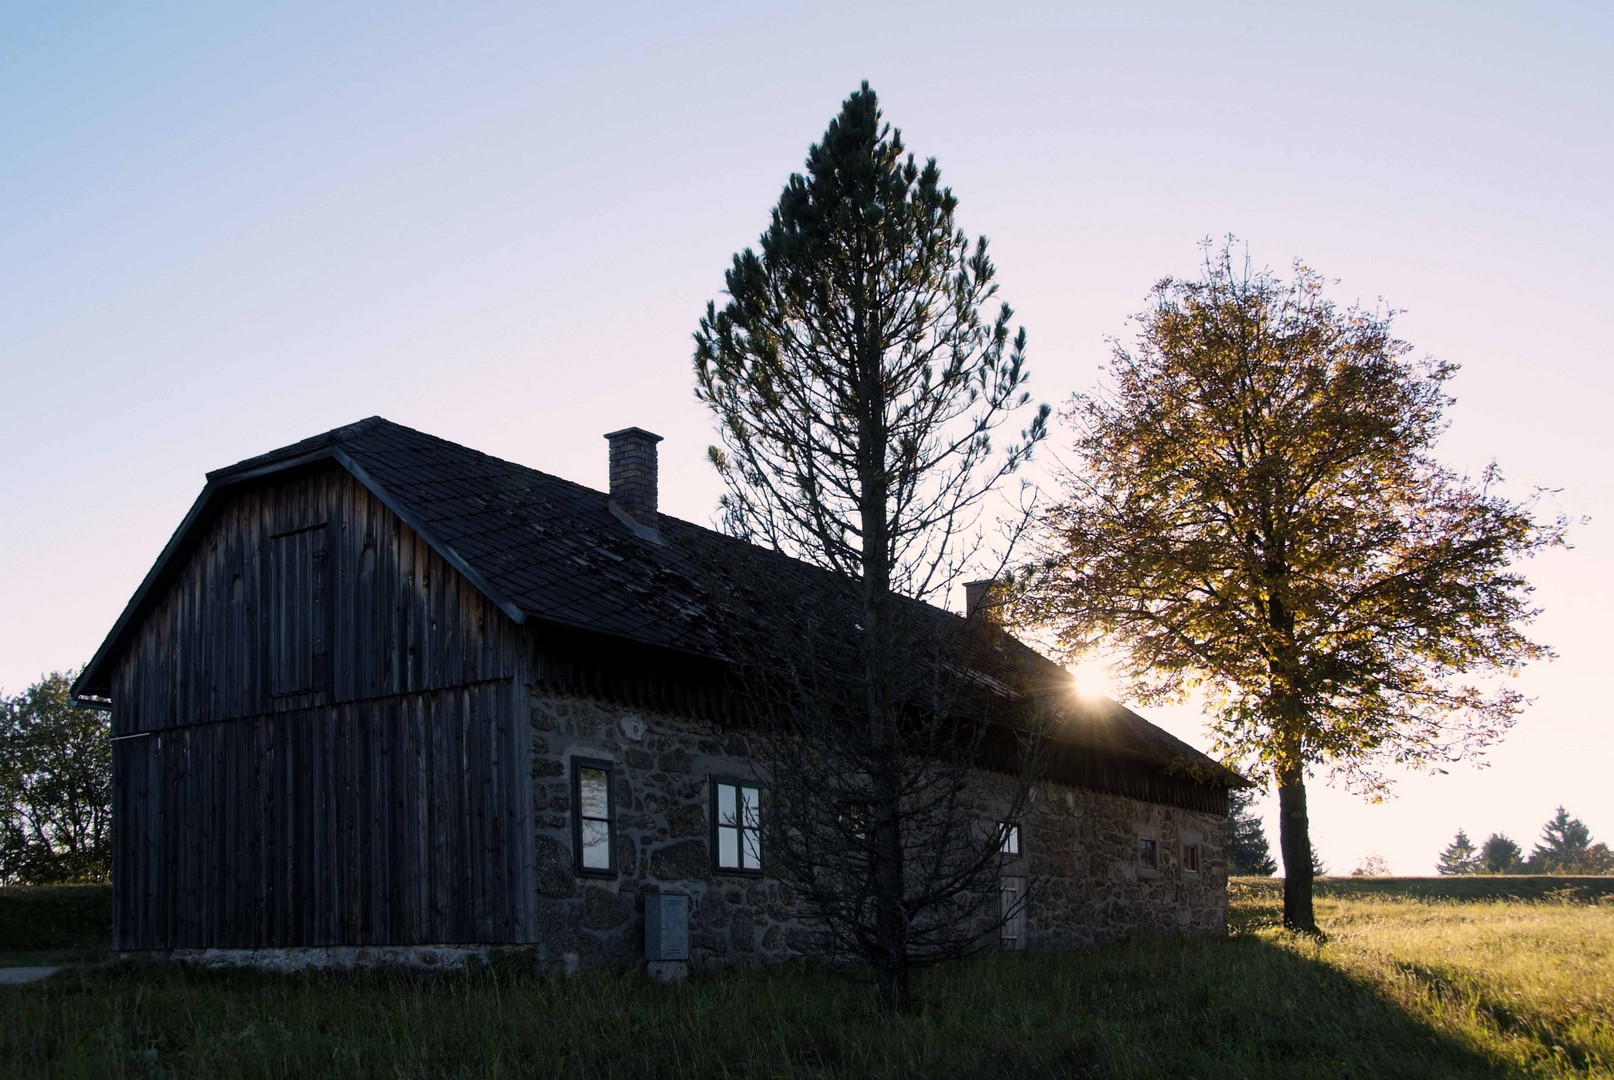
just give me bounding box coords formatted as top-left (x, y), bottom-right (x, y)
top-left (267, 524), bottom-right (331, 696)
top-left (998, 821), bottom-right (1021, 856)
top-left (712, 778), bottom-right (762, 873)
top-left (838, 800), bottom-right (867, 841)
top-left (1000, 876), bottom-right (1027, 949)
top-left (1138, 836), bottom-right (1159, 872)
top-left (572, 758), bottom-right (615, 875)
top-left (1182, 842), bottom-right (1201, 874)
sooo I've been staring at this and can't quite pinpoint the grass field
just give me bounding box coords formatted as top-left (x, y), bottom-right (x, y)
top-left (1, 877), bottom-right (1610, 1078)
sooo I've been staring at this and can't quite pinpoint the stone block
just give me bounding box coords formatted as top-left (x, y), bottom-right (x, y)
top-left (535, 836), bottom-right (576, 899)
top-left (657, 749), bottom-right (693, 774)
top-left (667, 804), bottom-right (705, 838)
top-left (582, 885), bottom-right (634, 931)
top-left (650, 839), bottom-right (709, 882)
top-left (731, 907), bottom-right (755, 953)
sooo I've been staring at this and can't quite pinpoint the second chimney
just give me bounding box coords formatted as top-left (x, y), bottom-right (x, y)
top-left (963, 579), bottom-right (998, 620)
top-left (605, 427), bottom-right (663, 527)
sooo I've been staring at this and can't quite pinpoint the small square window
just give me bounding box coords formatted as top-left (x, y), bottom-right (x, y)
top-left (1182, 842), bottom-right (1201, 874)
top-left (998, 821), bottom-right (1020, 856)
top-left (1138, 836), bottom-right (1159, 872)
top-left (572, 758), bottom-right (615, 876)
top-left (713, 778), bottom-right (763, 874)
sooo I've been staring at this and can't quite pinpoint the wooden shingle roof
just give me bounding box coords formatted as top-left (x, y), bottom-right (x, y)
top-left (74, 416), bottom-right (1237, 785)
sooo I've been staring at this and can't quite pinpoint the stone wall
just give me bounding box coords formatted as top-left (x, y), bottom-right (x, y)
top-left (1016, 783), bottom-right (1228, 947)
top-left (528, 690), bottom-right (1226, 973)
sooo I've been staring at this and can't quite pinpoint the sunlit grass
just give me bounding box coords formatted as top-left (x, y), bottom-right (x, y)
top-left (1232, 878), bottom-right (1614, 1077)
top-left (1, 879), bottom-right (1610, 1078)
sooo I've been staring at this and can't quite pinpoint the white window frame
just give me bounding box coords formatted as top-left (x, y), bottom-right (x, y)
top-left (572, 758), bottom-right (615, 876)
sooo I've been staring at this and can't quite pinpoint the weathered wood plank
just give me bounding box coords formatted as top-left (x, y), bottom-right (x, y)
top-left (108, 464), bottom-right (536, 951)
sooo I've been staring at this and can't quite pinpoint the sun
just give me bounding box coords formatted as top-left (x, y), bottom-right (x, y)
top-left (1068, 657), bottom-right (1116, 701)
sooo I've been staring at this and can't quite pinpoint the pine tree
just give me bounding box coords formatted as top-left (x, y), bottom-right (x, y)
top-left (1479, 833), bottom-right (1524, 874)
top-left (1436, 828), bottom-right (1480, 875)
top-left (1528, 807), bottom-right (1612, 873)
top-left (1226, 787), bottom-right (1276, 875)
top-left (694, 82), bottom-right (1050, 1013)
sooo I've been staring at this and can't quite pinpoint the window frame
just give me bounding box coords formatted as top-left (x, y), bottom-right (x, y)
top-left (1182, 841), bottom-right (1201, 875)
top-left (1138, 835), bottom-right (1160, 874)
top-left (998, 820), bottom-right (1021, 857)
top-left (571, 757), bottom-right (617, 877)
top-left (711, 776), bottom-right (764, 876)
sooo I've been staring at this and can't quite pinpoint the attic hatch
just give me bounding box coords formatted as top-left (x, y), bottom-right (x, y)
top-left (267, 524), bottom-right (332, 696)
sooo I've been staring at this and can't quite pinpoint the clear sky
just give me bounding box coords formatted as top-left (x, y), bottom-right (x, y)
top-left (3, 1), bottom-right (1609, 874)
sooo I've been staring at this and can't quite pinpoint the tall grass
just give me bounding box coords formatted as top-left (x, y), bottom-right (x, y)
top-left (2, 879), bottom-right (1610, 1078)
top-left (1233, 877), bottom-right (1614, 1077)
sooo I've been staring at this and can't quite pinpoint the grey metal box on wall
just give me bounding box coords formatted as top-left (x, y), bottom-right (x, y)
top-left (644, 893), bottom-right (690, 961)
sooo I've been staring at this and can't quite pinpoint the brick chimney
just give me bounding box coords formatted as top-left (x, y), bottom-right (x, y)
top-left (605, 427), bottom-right (663, 530)
top-left (963, 579), bottom-right (997, 620)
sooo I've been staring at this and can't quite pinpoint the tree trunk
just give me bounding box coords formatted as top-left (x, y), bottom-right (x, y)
top-left (875, 954), bottom-right (912, 1014)
top-left (854, 271), bottom-right (911, 1014)
top-left (1276, 767), bottom-right (1317, 932)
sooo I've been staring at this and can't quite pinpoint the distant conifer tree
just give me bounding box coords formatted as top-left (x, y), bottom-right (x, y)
top-left (1528, 807), bottom-right (1613, 874)
top-left (1226, 787), bottom-right (1277, 875)
top-left (1479, 833), bottom-right (1523, 874)
top-left (1436, 828), bottom-right (1480, 875)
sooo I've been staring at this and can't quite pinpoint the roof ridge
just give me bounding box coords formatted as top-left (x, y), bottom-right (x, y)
top-left (205, 415), bottom-right (388, 480)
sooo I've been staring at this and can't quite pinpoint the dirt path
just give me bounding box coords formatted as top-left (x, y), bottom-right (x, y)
top-left (0, 967), bottom-right (59, 986)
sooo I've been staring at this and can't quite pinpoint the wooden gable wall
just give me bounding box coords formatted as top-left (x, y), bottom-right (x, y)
top-left (111, 464), bottom-right (525, 733)
top-left (109, 465), bottom-right (536, 950)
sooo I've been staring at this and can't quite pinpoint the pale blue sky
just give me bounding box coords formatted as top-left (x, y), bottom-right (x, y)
top-left (3, 1), bottom-right (1610, 873)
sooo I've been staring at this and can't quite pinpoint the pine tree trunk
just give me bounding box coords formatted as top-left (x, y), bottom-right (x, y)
top-left (876, 956), bottom-right (912, 1014)
top-left (869, 752), bottom-right (909, 1015)
top-left (855, 283), bottom-right (911, 1014)
top-left (1277, 768), bottom-right (1317, 932)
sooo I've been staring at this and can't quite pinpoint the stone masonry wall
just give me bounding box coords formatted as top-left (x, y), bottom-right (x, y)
top-left (1015, 782), bottom-right (1227, 947)
top-left (529, 690), bottom-right (1226, 973)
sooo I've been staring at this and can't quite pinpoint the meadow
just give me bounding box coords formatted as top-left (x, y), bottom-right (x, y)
top-left (2, 877), bottom-right (1610, 1079)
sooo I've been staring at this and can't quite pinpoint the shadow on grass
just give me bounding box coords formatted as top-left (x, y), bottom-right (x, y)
top-left (0, 933), bottom-right (1525, 1080)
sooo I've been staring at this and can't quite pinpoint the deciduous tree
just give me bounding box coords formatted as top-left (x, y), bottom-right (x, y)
top-left (0, 672), bottom-right (111, 884)
top-left (1013, 240), bottom-right (1566, 930)
top-left (1351, 852), bottom-right (1392, 877)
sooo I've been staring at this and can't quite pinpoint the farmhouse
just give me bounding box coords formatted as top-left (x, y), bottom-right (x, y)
top-left (73, 417), bottom-right (1237, 970)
